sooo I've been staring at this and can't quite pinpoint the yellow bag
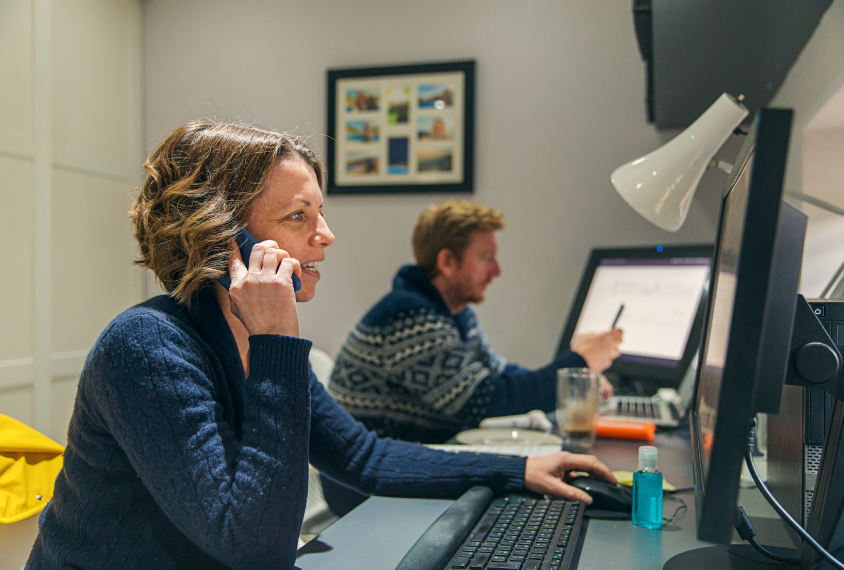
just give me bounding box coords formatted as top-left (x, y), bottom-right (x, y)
top-left (0, 414), bottom-right (64, 524)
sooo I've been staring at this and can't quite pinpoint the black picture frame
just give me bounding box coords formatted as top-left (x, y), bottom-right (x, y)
top-left (326, 60), bottom-right (475, 195)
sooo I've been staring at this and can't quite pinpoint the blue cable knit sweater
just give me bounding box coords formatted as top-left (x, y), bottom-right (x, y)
top-left (329, 265), bottom-right (587, 443)
top-left (26, 288), bottom-right (526, 570)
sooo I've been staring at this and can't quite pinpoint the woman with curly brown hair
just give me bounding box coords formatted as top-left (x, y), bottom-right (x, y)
top-left (26, 120), bottom-right (616, 570)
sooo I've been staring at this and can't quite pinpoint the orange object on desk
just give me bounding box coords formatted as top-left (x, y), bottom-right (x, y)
top-left (594, 418), bottom-right (656, 441)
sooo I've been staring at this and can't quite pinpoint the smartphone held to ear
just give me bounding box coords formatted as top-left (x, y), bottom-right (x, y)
top-left (217, 229), bottom-right (302, 292)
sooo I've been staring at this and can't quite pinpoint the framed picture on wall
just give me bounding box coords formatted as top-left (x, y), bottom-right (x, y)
top-left (326, 60), bottom-right (475, 195)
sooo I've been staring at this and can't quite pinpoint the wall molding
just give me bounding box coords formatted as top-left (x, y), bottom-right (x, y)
top-left (0, 351), bottom-right (91, 392)
top-left (33, 0), bottom-right (55, 433)
top-left (50, 350), bottom-right (89, 379)
top-left (0, 129), bottom-right (34, 160)
top-left (54, 145), bottom-right (134, 181)
top-left (0, 358), bottom-right (34, 390)
top-left (0, 131), bottom-right (136, 181)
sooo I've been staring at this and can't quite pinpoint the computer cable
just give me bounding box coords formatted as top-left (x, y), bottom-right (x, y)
top-left (662, 496), bottom-right (687, 526)
top-left (743, 418), bottom-right (844, 570)
top-left (633, 380), bottom-right (646, 397)
top-left (734, 506), bottom-right (800, 565)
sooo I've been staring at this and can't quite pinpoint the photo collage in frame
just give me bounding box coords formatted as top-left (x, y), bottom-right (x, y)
top-left (327, 61), bottom-right (474, 194)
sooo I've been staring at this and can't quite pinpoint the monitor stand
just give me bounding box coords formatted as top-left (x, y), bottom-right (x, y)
top-left (613, 374), bottom-right (658, 397)
top-left (663, 544), bottom-right (799, 569)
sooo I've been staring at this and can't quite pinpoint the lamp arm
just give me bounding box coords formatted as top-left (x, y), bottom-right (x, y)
top-left (785, 190), bottom-right (844, 300)
top-left (787, 190), bottom-right (844, 217)
top-left (822, 263), bottom-right (844, 300)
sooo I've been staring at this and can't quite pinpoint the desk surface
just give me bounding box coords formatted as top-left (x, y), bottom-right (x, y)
top-left (295, 432), bottom-right (784, 570)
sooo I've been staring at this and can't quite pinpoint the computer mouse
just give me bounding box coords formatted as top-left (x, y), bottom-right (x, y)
top-left (567, 476), bottom-right (633, 513)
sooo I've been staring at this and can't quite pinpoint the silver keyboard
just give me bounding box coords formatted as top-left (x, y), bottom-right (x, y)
top-left (428, 444), bottom-right (562, 458)
top-left (600, 394), bottom-right (682, 427)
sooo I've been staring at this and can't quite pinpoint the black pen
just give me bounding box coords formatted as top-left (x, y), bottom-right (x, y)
top-left (611, 304), bottom-right (625, 329)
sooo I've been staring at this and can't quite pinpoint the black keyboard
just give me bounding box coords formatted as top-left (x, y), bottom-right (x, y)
top-left (445, 495), bottom-right (583, 570)
top-left (394, 486), bottom-right (586, 570)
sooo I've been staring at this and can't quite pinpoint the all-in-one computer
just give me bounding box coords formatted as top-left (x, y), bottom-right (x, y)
top-left (667, 108), bottom-right (844, 570)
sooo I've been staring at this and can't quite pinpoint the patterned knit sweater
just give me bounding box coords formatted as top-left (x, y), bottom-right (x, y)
top-left (26, 288), bottom-right (526, 570)
top-left (329, 265), bottom-right (587, 443)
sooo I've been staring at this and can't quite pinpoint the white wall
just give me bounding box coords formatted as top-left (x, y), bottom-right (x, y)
top-left (0, 1), bottom-right (143, 567)
top-left (771, 0), bottom-right (844, 296)
top-left (144, 0), bottom-right (728, 366)
top-left (0, 0), bottom-right (144, 440)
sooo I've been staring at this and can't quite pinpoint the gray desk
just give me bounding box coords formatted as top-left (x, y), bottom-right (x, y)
top-left (295, 433), bottom-right (786, 569)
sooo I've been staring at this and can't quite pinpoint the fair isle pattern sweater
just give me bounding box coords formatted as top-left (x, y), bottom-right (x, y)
top-left (26, 288), bottom-right (526, 570)
top-left (328, 265), bottom-right (587, 443)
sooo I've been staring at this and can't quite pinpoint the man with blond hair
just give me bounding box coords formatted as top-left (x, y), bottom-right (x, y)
top-left (324, 200), bottom-right (621, 513)
top-left (329, 200), bottom-right (621, 442)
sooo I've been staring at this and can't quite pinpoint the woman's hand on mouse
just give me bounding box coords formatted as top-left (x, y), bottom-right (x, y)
top-left (524, 452), bottom-right (618, 504)
top-left (227, 239), bottom-right (301, 338)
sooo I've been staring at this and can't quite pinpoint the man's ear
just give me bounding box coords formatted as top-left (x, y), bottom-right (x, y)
top-left (436, 248), bottom-right (459, 278)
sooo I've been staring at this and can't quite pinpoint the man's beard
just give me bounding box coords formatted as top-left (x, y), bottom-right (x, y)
top-left (457, 280), bottom-right (491, 306)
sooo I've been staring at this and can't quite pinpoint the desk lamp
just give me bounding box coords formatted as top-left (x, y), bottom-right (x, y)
top-left (613, 94), bottom-right (844, 301)
top-left (611, 93), bottom-right (748, 232)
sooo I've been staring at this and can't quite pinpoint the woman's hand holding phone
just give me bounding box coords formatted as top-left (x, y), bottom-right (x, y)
top-left (226, 239), bottom-right (302, 338)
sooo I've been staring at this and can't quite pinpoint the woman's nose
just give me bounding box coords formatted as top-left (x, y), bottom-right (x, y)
top-left (314, 215), bottom-right (335, 247)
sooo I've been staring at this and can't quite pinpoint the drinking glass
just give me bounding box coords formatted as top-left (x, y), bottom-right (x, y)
top-left (556, 368), bottom-right (600, 452)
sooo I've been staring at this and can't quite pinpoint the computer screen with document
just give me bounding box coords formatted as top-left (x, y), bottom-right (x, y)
top-left (687, 108), bottom-right (807, 549)
top-left (557, 244), bottom-right (712, 388)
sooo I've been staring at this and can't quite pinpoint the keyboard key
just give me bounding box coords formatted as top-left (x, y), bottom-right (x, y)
top-left (473, 517), bottom-right (498, 540)
top-left (524, 560), bottom-right (543, 570)
top-left (469, 552), bottom-right (490, 569)
top-left (487, 563), bottom-right (522, 570)
top-left (452, 558), bottom-right (470, 569)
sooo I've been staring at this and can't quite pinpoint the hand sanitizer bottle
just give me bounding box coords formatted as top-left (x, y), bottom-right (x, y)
top-left (632, 446), bottom-right (663, 529)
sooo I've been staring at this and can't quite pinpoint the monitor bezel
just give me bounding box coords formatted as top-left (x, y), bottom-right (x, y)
top-left (690, 108), bottom-right (802, 544)
top-left (556, 243), bottom-right (713, 387)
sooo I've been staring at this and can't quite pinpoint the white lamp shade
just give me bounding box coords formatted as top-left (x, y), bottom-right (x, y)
top-left (611, 93), bottom-right (748, 232)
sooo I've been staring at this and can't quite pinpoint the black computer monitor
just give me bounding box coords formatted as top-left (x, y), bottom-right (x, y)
top-left (689, 108), bottom-right (807, 546)
top-left (557, 245), bottom-right (712, 389)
